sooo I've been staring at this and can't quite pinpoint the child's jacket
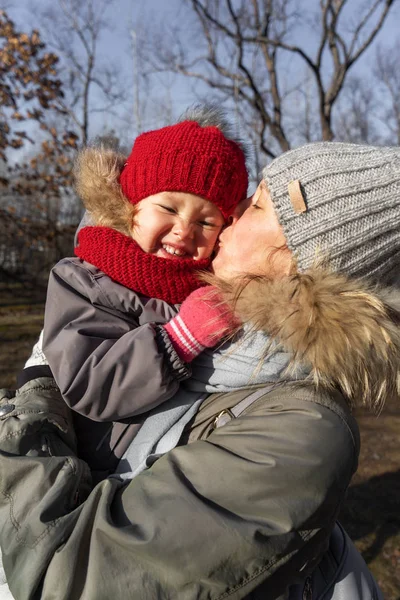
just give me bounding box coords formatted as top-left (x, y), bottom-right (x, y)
top-left (43, 256), bottom-right (190, 475)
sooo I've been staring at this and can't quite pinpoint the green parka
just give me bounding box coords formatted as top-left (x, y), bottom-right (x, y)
top-left (0, 266), bottom-right (399, 599)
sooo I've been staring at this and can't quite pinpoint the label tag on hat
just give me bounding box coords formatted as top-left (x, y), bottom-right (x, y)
top-left (288, 180), bottom-right (307, 214)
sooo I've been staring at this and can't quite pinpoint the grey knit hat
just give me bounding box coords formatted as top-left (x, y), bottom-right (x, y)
top-left (262, 142), bottom-right (400, 284)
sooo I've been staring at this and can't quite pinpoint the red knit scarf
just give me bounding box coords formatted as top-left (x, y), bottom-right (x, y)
top-left (75, 226), bottom-right (210, 304)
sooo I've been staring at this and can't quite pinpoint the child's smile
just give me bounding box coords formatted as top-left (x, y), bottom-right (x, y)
top-left (131, 191), bottom-right (225, 261)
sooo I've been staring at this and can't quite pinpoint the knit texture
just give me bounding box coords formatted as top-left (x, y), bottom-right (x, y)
top-left (75, 226), bottom-right (210, 303)
top-left (119, 120), bottom-right (248, 220)
top-left (164, 316), bottom-right (206, 362)
top-left (263, 142), bottom-right (400, 283)
top-left (163, 286), bottom-right (238, 362)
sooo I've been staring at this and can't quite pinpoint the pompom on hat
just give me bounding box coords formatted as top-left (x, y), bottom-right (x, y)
top-left (263, 142), bottom-right (400, 284)
top-left (119, 120), bottom-right (248, 220)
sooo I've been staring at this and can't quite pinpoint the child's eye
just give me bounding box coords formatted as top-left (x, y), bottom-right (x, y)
top-left (252, 203), bottom-right (262, 210)
top-left (198, 220), bottom-right (217, 228)
top-left (159, 204), bottom-right (176, 214)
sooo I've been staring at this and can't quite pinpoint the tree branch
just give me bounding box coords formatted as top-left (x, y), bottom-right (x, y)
top-left (348, 0), bottom-right (394, 66)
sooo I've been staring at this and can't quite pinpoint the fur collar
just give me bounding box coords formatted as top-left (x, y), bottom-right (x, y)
top-left (74, 147), bottom-right (133, 236)
top-left (210, 264), bottom-right (400, 412)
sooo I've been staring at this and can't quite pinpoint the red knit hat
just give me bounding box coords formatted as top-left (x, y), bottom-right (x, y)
top-left (119, 120), bottom-right (248, 220)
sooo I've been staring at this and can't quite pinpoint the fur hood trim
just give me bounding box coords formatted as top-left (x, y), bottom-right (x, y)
top-left (74, 147), bottom-right (134, 236)
top-left (209, 264), bottom-right (400, 412)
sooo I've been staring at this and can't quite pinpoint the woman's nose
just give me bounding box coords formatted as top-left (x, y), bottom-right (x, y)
top-left (229, 196), bottom-right (252, 224)
top-left (227, 214), bottom-right (237, 226)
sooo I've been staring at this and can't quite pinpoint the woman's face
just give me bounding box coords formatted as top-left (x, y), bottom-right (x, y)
top-left (212, 182), bottom-right (292, 279)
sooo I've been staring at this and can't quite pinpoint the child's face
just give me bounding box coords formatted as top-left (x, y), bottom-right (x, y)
top-left (131, 192), bottom-right (225, 260)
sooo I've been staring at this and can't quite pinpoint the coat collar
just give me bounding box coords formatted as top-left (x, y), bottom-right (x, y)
top-left (209, 263), bottom-right (400, 412)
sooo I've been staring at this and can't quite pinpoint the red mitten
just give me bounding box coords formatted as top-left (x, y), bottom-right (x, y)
top-left (163, 286), bottom-right (239, 362)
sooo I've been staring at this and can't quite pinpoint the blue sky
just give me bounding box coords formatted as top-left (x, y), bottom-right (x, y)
top-left (1, 2), bottom-right (164, 143)
top-left (6, 0), bottom-right (195, 141)
top-left (4, 0), bottom-right (400, 164)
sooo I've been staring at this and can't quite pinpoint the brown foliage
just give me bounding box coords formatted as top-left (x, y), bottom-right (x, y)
top-left (0, 8), bottom-right (79, 194)
top-left (0, 10), bottom-right (66, 160)
top-left (0, 10), bottom-right (81, 283)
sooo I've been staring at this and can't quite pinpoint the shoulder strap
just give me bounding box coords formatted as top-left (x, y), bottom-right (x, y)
top-left (213, 384), bottom-right (277, 429)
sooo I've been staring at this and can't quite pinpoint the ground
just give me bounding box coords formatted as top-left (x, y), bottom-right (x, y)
top-left (0, 283), bottom-right (399, 599)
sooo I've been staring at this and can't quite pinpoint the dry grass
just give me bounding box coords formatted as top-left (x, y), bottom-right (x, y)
top-left (339, 410), bottom-right (400, 599)
top-left (0, 285), bottom-right (45, 387)
top-left (0, 284), bottom-right (399, 598)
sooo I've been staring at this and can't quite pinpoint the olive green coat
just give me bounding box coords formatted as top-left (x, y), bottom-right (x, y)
top-left (0, 377), bottom-right (358, 599)
top-left (1, 266), bottom-right (399, 599)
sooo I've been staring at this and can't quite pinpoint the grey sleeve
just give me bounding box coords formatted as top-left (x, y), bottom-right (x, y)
top-left (0, 382), bottom-right (358, 600)
top-left (43, 259), bottom-right (190, 421)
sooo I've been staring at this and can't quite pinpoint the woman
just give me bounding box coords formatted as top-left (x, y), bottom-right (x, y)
top-left (0, 142), bottom-right (398, 599)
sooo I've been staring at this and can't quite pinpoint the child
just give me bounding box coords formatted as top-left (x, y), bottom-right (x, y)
top-left (40, 105), bottom-right (248, 473)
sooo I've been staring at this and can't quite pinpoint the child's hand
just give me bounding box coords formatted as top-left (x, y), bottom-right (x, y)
top-left (163, 286), bottom-right (240, 362)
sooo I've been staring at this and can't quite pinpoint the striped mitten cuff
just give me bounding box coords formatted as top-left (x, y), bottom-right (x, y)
top-left (163, 286), bottom-right (239, 363)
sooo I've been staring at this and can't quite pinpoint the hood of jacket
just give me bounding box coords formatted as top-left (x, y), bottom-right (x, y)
top-left (74, 146), bottom-right (134, 236)
top-left (209, 263), bottom-right (400, 412)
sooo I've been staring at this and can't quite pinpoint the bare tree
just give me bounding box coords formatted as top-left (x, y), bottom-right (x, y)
top-left (143, 0), bottom-right (397, 163)
top-left (2, 131), bottom-right (81, 284)
top-left (334, 76), bottom-right (380, 144)
top-left (38, 0), bottom-right (127, 146)
top-left (0, 9), bottom-right (80, 284)
top-left (1, 1), bottom-right (136, 285)
top-left (127, 23), bottom-right (178, 139)
top-left (1, 0), bottom-right (131, 283)
top-left (0, 9), bottom-right (64, 163)
top-left (373, 41), bottom-right (400, 145)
